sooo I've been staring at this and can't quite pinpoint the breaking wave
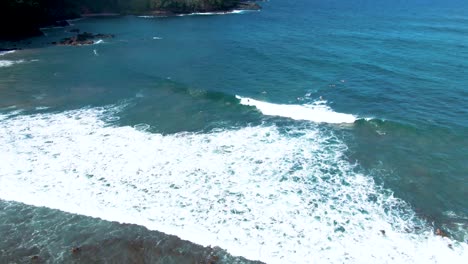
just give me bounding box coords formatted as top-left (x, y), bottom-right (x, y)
top-left (177, 10), bottom-right (247, 16)
top-left (0, 50), bottom-right (16, 56)
top-left (0, 60), bottom-right (24, 68)
top-left (236, 95), bottom-right (356, 124)
top-left (0, 106), bottom-right (466, 263)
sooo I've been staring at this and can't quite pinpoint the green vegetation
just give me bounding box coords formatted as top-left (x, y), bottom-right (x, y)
top-left (0, 0), bottom-right (246, 40)
top-left (148, 0), bottom-right (239, 13)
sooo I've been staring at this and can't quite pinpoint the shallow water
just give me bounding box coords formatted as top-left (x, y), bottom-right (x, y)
top-left (0, 200), bottom-right (261, 263)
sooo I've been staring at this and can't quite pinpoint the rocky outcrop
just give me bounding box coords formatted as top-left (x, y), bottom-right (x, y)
top-left (57, 32), bottom-right (114, 46)
top-left (237, 1), bottom-right (262, 10)
top-left (0, 1), bottom-right (262, 41)
top-left (138, 0), bottom-right (261, 16)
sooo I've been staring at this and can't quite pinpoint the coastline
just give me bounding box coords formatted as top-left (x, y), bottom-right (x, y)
top-left (0, 2), bottom-right (263, 262)
top-left (80, 13), bottom-right (121, 18)
top-left (0, 1), bottom-right (261, 41)
top-left (1, 0), bottom-right (468, 262)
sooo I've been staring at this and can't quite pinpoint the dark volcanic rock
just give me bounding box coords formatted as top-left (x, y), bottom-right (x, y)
top-left (139, 1), bottom-right (261, 17)
top-left (0, 48), bottom-right (18, 52)
top-left (1, 1), bottom-right (263, 41)
top-left (237, 1), bottom-right (262, 10)
top-left (69, 238), bottom-right (264, 264)
top-left (57, 32), bottom-right (114, 46)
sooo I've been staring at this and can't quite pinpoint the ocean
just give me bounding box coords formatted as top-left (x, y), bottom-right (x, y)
top-left (0, 0), bottom-right (467, 263)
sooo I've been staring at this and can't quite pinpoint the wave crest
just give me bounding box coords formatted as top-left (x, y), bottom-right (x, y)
top-left (237, 95), bottom-right (356, 124)
top-left (0, 60), bottom-right (24, 68)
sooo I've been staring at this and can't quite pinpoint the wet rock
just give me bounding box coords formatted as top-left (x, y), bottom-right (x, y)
top-left (57, 32), bottom-right (114, 46)
top-left (0, 48), bottom-right (18, 52)
top-left (237, 1), bottom-right (262, 10)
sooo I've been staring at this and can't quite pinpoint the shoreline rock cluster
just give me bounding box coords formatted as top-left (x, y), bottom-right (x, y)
top-left (55, 32), bottom-right (114, 46)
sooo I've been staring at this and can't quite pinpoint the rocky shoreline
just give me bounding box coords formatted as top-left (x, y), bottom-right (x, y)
top-left (139, 1), bottom-right (261, 16)
top-left (0, 1), bottom-right (261, 47)
top-left (0, 1), bottom-right (262, 41)
top-left (55, 32), bottom-right (114, 46)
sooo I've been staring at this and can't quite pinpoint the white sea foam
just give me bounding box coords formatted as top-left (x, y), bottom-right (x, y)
top-left (35, 106), bottom-right (50, 111)
top-left (237, 95), bottom-right (356, 124)
top-left (177, 10), bottom-right (247, 16)
top-left (0, 109), bottom-right (22, 121)
top-left (94, 39), bottom-right (104, 44)
top-left (0, 50), bottom-right (16, 56)
top-left (0, 60), bottom-right (24, 68)
top-left (0, 60), bottom-right (15, 67)
top-left (139, 9), bottom-right (247, 18)
top-left (0, 107), bottom-right (466, 264)
top-left (138, 15), bottom-right (169, 18)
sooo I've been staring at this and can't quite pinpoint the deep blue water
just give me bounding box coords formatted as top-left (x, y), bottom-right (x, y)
top-left (0, 0), bottom-right (467, 263)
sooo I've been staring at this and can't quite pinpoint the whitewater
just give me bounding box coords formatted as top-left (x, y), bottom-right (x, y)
top-left (0, 105), bottom-right (466, 264)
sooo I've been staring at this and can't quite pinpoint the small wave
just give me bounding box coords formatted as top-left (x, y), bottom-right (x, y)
top-left (94, 39), bottom-right (104, 44)
top-left (236, 96), bottom-right (356, 124)
top-left (0, 60), bottom-right (24, 68)
top-left (35, 106), bottom-right (50, 111)
top-left (153, 36), bottom-right (163, 40)
top-left (0, 50), bottom-right (16, 56)
top-left (140, 10), bottom-right (246, 18)
top-left (0, 109), bottom-right (23, 121)
top-left (138, 15), bottom-right (168, 18)
top-left (133, 123), bottom-right (151, 131)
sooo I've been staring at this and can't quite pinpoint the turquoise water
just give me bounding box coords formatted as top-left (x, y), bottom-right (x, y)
top-left (1, 1), bottom-right (467, 263)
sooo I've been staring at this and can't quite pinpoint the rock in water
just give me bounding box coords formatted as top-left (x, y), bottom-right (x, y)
top-left (57, 32), bottom-right (114, 46)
